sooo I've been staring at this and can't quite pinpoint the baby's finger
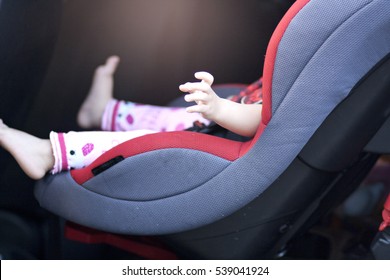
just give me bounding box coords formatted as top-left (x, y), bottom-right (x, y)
top-left (184, 91), bottom-right (209, 103)
top-left (194, 72), bottom-right (214, 86)
top-left (179, 82), bottom-right (210, 93)
top-left (179, 83), bottom-right (195, 93)
top-left (186, 104), bottom-right (207, 114)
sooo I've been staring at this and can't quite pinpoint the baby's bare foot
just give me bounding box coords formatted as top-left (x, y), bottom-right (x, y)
top-left (0, 119), bottom-right (54, 180)
top-left (77, 56), bottom-right (120, 129)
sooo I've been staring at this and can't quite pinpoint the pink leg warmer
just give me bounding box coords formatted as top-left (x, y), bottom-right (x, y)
top-left (50, 99), bottom-right (210, 173)
top-left (101, 99), bottom-right (210, 132)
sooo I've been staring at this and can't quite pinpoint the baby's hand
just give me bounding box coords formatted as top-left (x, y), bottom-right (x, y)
top-left (179, 72), bottom-right (222, 121)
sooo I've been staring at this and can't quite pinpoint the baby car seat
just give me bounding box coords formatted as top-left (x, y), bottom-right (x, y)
top-left (35, 0), bottom-right (390, 259)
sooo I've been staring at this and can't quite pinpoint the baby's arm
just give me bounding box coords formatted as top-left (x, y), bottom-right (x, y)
top-left (179, 72), bottom-right (262, 138)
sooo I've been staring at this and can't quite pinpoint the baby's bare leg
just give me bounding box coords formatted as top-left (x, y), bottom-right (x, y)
top-left (77, 56), bottom-right (120, 129)
top-left (0, 119), bottom-right (54, 180)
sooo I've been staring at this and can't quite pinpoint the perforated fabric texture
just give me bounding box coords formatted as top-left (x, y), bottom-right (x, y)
top-left (82, 149), bottom-right (231, 201)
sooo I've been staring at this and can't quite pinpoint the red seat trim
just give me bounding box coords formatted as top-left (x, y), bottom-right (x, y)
top-left (242, 0), bottom-right (311, 155)
top-left (262, 0), bottom-right (311, 125)
top-left (71, 131), bottom-right (244, 185)
top-left (65, 222), bottom-right (178, 259)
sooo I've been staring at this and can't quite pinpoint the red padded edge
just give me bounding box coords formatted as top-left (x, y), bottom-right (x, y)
top-left (240, 0), bottom-right (311, 156)
top-left (71, 131), bottom-right (243, 184)
top-left (262, 0), bottom-right (311, 125)
top-left (65, 222), bottom-right (178, 259)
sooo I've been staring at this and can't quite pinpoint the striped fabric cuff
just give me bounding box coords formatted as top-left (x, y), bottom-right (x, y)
top-left (49, 131), bottom-right (68, 174)
top-left (101, 99), bottom-right (121, 131)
